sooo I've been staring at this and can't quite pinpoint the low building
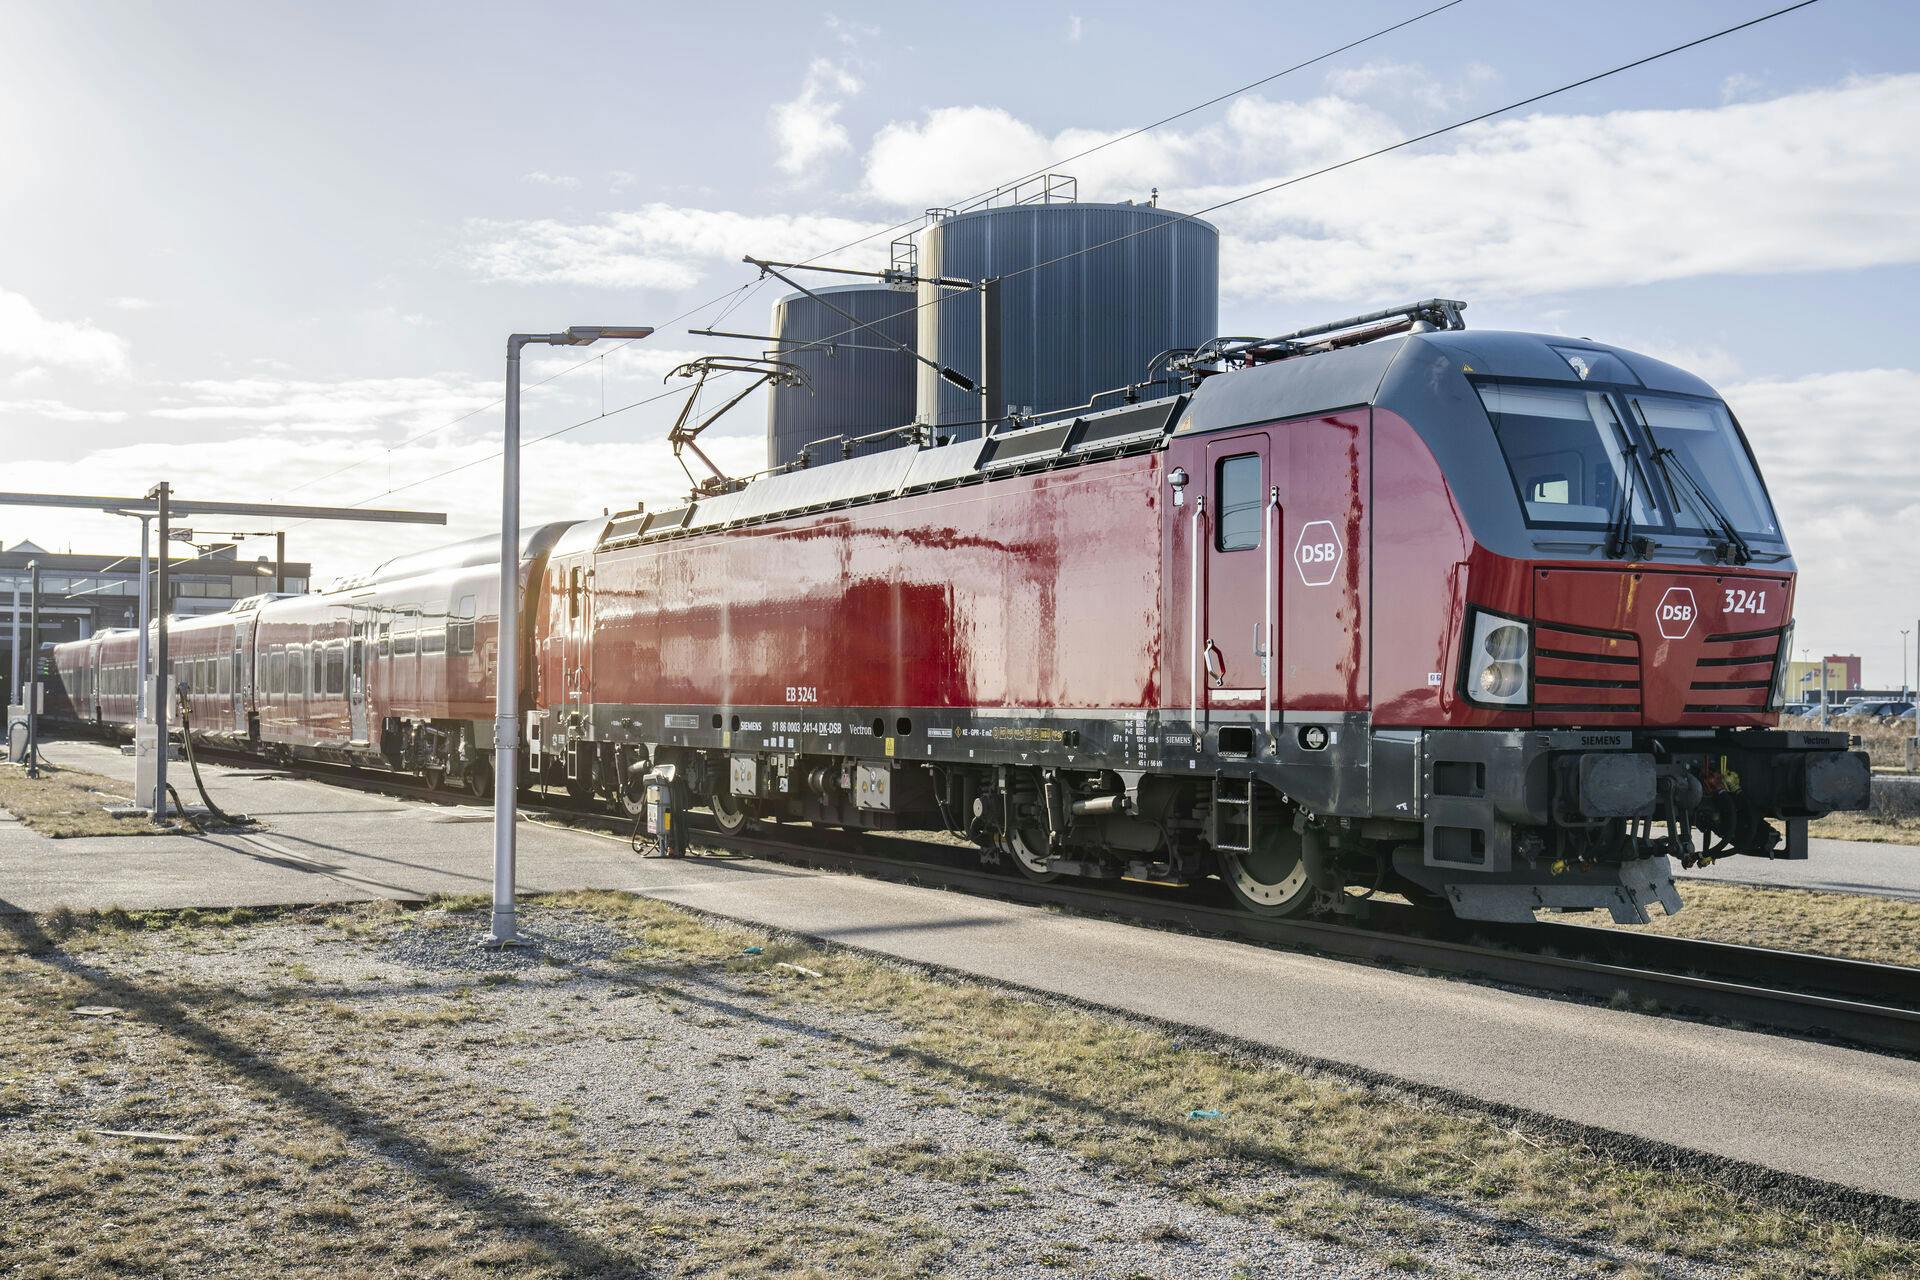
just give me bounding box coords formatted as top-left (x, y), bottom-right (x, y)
top-left (1783, 654), bottom-right (1864, 704)
top-left (1, 539), bottom-right (310, 703)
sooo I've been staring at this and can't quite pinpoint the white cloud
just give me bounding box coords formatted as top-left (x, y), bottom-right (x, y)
top-left (1723, 367), bottom-right (1920, 677)
top-left (520, 170), bottom-right (580, 189)
top-left (861, 94), bottom-right (1399, 210)
top-left (7, 365), bottom-right (49, 388)
top-left (108, 296), bottom-right (157, 311)
top-left (150, 373), bottom-right (497, 437)
top-left (1, 405), bottom-right (767, 584)
top-left (0, 398), bottom-right (129, 423)
top-left (463, 204), bottom-right (890, 290)
top-left (607, 170), bottom-right (638, 193)
top-left (1322, 59), bottom-right (1496, 110)
top-left (0, 286), bottom-right (130, 375)
top-left (1068, 15), bottom-right (1083, 43)
top-left (771, 59), bottom-right (862, 177)
top-left (864, 74), bottom-right (1920, 305)
top-left (1720, 72), bottom-right (1766, 104)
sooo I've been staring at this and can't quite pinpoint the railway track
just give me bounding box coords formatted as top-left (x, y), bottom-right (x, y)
top-left (178, 742), bottom-right (1920, 1055)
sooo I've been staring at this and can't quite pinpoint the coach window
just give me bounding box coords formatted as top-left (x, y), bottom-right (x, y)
top-left (421, 614), bottom-right (446, 655)
top-left (1215, 454), bottom-right (1262, 551)
top-left (451, 595), bottom-right (476, 655)
top-left (326, 645), bottom-right (346, 696)
top-left (218, 656), bottom-right (231, 696)
top-left (292, 647), bottom-right (308, 697)
top-left (394, 611), bottom-right (417, 656)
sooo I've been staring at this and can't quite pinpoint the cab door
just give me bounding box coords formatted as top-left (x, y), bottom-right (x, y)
top-left (1203, 434), bottom-right (1278, 723)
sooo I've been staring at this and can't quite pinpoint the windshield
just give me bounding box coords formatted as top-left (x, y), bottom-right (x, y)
top-left (1628, 394), bottom-right (1780, 539)
top-left (1477, 380), bottom-right (1780, 542)
top-left (1476, 383), bottom-right (1653, 527)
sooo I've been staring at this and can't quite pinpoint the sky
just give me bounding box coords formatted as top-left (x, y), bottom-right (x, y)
top-left (2, 0), bottom-right (1918, 683)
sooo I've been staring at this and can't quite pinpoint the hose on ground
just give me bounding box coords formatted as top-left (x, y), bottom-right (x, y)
top-left (175, 702), bottom-right (248, 828)
top-left (164, 783), bottom-right (203, 834)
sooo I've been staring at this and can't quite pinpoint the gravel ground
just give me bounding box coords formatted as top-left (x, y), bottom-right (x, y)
top-left (2, 900), bottom-right (1804, 1278)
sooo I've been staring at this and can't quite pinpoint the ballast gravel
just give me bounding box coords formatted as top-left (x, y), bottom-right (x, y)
top-left (10, 902), bottom-right (1751, 1279)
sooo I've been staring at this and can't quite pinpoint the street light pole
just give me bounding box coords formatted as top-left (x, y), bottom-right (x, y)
top-left (8, 572), bottom-right (18, 709)
top-left (24, 560), bottom-right (39, 778)
top-left (152, 483), bottom-right (171, 815)
top-left (487, 324), bottom-right (653, 947)
top-left (1903, 629), bottom-right (1912, 698)
top-left (136, 516), bottom-right (150, 722)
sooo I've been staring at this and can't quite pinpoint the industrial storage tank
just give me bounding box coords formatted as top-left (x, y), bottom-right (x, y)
top-left (915, 201), bottom-right (1218, 431)
top-left (766, 284), bottom-right (919, 469)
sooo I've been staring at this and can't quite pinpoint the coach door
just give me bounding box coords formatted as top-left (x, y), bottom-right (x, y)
top-left (1202, 434), bottom-right (1277, 732)
top-left (563, 564), bottom-right (590, 716)
top-left (347, 606), bottom-right (370, 744)
top-left (231, 633), bottom-right (246, 733)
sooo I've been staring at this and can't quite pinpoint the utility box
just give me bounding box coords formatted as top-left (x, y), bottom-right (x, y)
top-left (133, 723), bottom-right (162, 810)
top-left (643, 764), bottom-right (684, 857)
top-left (5, 704), bottom-right (25, 762)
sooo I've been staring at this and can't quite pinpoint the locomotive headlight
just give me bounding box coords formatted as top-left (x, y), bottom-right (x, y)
top-left (1769, 620), bottom-right (1795, 710)
top-left (1463, 609), bottom-right (1531, 708)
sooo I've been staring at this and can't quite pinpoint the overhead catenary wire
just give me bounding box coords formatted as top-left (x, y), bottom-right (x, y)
top-left (270, 277), bottom-right (767, 505)
top-left (723, 0), bottom-right (1475, 292)
top-left (778, 0), bottom-right (1825, 361)
top-left (324, 0), bottom-right (1817, 519)
top-left (302, 2), bottom-right (1480, 517)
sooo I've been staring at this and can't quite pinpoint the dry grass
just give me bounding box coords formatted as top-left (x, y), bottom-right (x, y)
top-left (552, 891), bottom-right (1918, 1279)
top-left (0, 759), bottom-right (155, 838)
top-left (1809, 813), bottom-right (1920, 846)
top-left (1, 893), bottom-right (1914, 1280)
top-left (1608, 881), bottom-right (1920, 967)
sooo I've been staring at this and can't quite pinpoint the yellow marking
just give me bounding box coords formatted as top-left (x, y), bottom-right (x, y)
top-left (884, 737), bottom-right (895, 757)
top-left (723, 730), bottom-right (731, 748)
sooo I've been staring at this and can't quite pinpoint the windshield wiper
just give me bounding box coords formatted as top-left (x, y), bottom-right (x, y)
top-left (1633, 398), bottom-right (1752, 565)
top-left (1606, 441), bottom-right (1650, 560)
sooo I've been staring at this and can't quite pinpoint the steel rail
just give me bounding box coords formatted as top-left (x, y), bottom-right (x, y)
top-left (702, 827), bottom-right (1920, 1055)
top-left (150, 740), bottom-right (1920, 1054)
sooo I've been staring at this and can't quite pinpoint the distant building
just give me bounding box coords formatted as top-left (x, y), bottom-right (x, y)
top-left (1, 539), bottom-right (310, 703)
top-left (1784, 654), bottom-right (1863, 703)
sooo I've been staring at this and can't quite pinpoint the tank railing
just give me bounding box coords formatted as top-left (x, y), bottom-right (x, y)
top-left (957, 172), bottom-right (1078, 214)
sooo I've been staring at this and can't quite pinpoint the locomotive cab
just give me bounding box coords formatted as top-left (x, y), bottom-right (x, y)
top-left (1344, 326), bottom-right (1866, 917)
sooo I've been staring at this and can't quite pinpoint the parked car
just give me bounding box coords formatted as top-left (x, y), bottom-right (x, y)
top-left (1841, 700), bottom-right (1915, 719)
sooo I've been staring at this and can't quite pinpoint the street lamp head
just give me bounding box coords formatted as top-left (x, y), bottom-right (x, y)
top-left (564, 325), bottom-right (655, 345)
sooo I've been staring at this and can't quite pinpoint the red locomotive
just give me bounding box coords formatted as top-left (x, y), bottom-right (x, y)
top-left (51, 304), bottom-right (1870, 923)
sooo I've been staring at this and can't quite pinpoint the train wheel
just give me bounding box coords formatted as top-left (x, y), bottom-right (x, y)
top-left (1219, 823), bottom-right (1314, 916)
top-left (422, 765), bottom-right (446, 793)
top-left (1004, 826), bottom-right (1061, 882)
top-left (465, 756), bottom-right (493, 800)
top-left (710, 788), bottom-right (755, 835)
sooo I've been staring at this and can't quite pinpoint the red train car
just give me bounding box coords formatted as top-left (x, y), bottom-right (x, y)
top-left (43, 315), bottom-right (1870, 925)
top-left (532, 322), bottom-right (1868, 922)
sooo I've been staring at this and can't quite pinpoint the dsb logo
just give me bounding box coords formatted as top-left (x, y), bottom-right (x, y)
top-left (1299, 543), bottom-right (1339, 564)
top-left (1656, 586), bottom-right (1697, 640)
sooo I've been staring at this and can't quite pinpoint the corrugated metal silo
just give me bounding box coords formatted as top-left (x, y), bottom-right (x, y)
top-left (915, 202), bottom-right (1218, 432)
top-left (766, 284), bottom-right (919, 469)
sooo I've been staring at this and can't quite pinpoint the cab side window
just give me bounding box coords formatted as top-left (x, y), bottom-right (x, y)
top-left (1215, 454), bottom-right (1262, 551)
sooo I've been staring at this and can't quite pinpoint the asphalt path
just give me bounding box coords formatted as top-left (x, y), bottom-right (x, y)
top-left (2, 739), bottom-right (1916, 1202)
top-left (1678, 836), bottom-right (1919, 900)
